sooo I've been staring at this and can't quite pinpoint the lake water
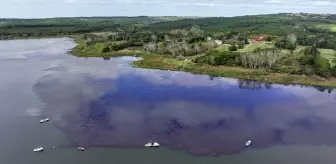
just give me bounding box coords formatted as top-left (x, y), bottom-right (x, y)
top-left (1, 38), bottom-right (336, 164)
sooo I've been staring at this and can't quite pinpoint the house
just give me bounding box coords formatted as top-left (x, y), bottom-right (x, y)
top-left (251, 36), bottom-right (265, 41)
top-left (214, 40), bottom-right (223, 45)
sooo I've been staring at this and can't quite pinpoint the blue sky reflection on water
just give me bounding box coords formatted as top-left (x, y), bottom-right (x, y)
top-left (32, 56), bottom-right (336, 156)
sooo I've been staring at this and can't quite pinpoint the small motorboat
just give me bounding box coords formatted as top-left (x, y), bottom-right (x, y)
top-left (33, 147), bottom-right (44, 152)
top-left (152, 142), bottom-right (160, 147)
top-left (245, 140), bottom-right (252, 147)
top-left (145, 143), bottom-right (153, 148)
top-left (77, 147), bottom-right (85, 151)
top-left (39, 118), bottom-right (50, 123)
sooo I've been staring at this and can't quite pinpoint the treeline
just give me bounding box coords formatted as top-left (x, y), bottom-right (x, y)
top-left (147, 16), bottom-right (296, 34)
top-left (195, 46), bottom-right (336, 78)
top-left (194, 48), bottom-right (282, 69)
top-left (296, 26), bottom-right (336, 50)
top-left (76, 26), bottom-right (212, 57)
top-left (0, 17), bottom-right (161, 39)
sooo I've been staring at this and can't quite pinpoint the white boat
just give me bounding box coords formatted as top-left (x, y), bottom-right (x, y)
top-left (77, 147), bottom-right (85, 151)
top-left (152, 142), bottom-right (160, 147)
top-left (33, 147), bottom-right (44, 152)
top-left (245, 140), bottom-right (252, 147)
top-left (39, 118), bottom-right (50, 123)
top-left (145, 143), bottom-right (153, 147)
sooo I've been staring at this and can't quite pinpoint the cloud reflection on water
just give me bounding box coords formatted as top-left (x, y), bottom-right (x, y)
top-left (33, 56), bottom-right (336, 156)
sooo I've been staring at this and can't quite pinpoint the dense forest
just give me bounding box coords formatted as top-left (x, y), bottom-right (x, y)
top-left (2, 13), bottom-right (336, 80)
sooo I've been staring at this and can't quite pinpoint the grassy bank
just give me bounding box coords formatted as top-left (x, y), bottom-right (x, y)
top-left (71, 42), bottom-right (336, 88)
top-left (133, 54), bottom-right (336, 88)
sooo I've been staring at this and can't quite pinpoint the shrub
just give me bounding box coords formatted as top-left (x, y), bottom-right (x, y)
top-left (298, 55), bottom-right (314, 65)
top-left (315, 67), bottom-right (331, 78)
top-left (210, 51), bottom-right (241, 66)
top-left (330, 66), bottom-right (336, 76)
top-left (286, 43), bottom-right (297, 51)
top-left (229, 44), bottom-right (238, 51)
top-left (101, 47), bottom-right (110, 53)
top-left (300, 65), bottom-right (314, 75)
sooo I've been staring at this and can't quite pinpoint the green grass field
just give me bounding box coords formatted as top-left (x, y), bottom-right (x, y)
top-left (238, 42), bottom-right (275, 52)
top-left (280, 45), bottom-right (308, 55)
top-left (315, 24), bottom-right (336, 32)
top-left (293, 46), bottom-right (308, 54)
top-left (318, 48), bottom-right (336, 67)
top-left (215, 42), bottom-right (275, 53)
top-left (215, 44), bottom-right (231, 51)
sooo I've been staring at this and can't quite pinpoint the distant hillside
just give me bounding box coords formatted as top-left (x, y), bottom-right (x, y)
top-left (326, 15), bottom-right (336, 20)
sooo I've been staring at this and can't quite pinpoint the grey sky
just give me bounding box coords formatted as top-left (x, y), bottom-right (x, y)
top-left (1, 0), bottom-right (335, 18)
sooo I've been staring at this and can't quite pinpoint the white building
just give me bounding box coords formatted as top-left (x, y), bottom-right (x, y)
top-left (214, 40), bottom-right (223, 45)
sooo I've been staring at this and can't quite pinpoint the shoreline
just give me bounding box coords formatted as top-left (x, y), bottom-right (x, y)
top-left (0, 35), bottom-right (75, 41)
top-left (71, 46), bottom-right (336, 88)
top-left (4, 37), bottom-right (335, 88)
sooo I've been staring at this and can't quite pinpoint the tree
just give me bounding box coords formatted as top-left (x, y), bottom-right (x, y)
top-left (212, 32), bottom-right (226, 40)
top-left (275, 40), bottom-right (285, 49)
top-left (151, 34), bottom-right (157, 43)
top-left (207, 40), bottom-right (217, 50)
top-left (237, 34), bottom-right (246, 41)
top-left (192, 44), bottom-right (201, 54)
top-left (83, 40), bottom-right (89, 51)
top-left (286, 33), bottom-right (297, 44)
top-left (229, 44), bottom-right (238, 51)
top-left (238, 42), bottom-right (244, 49)
top-left (286, 43), bottom-right (296, 51)
top-left (143, 43), bottom-right (158, 53)
top-left (303, 46), bottom-right (312, 55)
top-left (311, 44), bottom-right (318, 60)
top-left (265, 37), bottom-right (272, 41)
top-left (189, 25), bottom-right (204, 37)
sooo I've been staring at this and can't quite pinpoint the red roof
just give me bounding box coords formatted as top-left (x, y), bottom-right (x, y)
top-left (252, 36), bottom-right (265, 41)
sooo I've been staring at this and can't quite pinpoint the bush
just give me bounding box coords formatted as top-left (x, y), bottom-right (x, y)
top-left (300, 65), bottom-right (314, 75)
top-left (330, 66), bottom-right (336, 76)
top-left (206, 51), bottom-right (241, 66)
top-left (229, 44), bottom-right (238, 51)
top-left (303, 46), bottom-right (312, 55)
top-left (315, 67), bottom-right (331, 78)
top-left (101, 46), bottom-right (110, 53)
top-left (194, 55), bottom-right (208, 64)
top-left (298, 55), bottom-right (314, 65)
top-left (286, 43), bottom-right (297, 51)
top-left (110, 41), bottom-right (140, 51)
